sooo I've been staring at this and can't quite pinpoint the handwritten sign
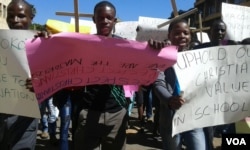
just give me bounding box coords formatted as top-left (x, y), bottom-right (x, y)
top-left (123, 85), bottom-right (139, 97)
top-left (172, 45), bottom-right (250, 136)
top-left (136, 16), bottom-right (169, 42)
top-left (222, 2), bottom-right (250, 41)
top-left (0, 29), bottom-right (40, 118)
top-left (25, 32), bottom-right (178, 103)
top-left (114, 21), bottom-right (138, 40)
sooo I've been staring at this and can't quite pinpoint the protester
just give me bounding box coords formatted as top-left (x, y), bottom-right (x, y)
top-left (126, 92), bottom-right (135, 129)
top-left (195, 19), bottom-right (238, 49)
top-left (151, 19), bottom-right (206, 150)
top-left (135, 87), bottom-right (146, 132)
top-left (194, 19), bottom-right (238, 150)
top-left (39, 97), bottom-right (58, 145)
top-left (0, 0), bottom-right (38, 149)
top-left (135, 84), bottom-right (153, 133)
top-left (142, 85), bottom-right (153, 122)
top-left (152, 89), bottom-right (160, 137)
top-left (53, 88), bottom-right (86, 150)
top-left (74, 1), bottom-right (129, 150)
top-left (21, 10), bottom-right (87, 150)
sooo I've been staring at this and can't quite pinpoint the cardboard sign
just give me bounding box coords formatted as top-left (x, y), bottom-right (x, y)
top-left (0, 29), bottom-right (40, 118)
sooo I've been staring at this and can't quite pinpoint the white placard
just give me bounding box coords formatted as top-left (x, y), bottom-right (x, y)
top-left (0, 29), bottom-right (40, 118)
top-left (222, 3), bottom-right (250, 42)
top-left (114, 21), bottom-right (138, 40)
top-left (172, 45), bottom-right (250, 136)
top-left (136, 16), bottom-right (169, 42)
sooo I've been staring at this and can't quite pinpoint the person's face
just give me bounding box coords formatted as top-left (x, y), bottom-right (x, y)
top-left (168, 22), bottom-right (191, 51)
top-left (93, 5), bottom-right (117, 37)
top-left (6, 2), bottom-right (32, 30)
top-left (210, 22), bottom-right (226, 43)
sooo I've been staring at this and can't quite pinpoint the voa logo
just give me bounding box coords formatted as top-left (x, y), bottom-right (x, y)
top-left (226, 138), bottom-right (246, 145)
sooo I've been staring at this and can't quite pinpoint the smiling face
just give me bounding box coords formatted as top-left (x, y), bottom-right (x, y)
top-left (93, 5), bottom-right (117, 37)
top-left (168, 21), bottom-right (191, 51)
top-left (6, 1), bottom-right (33, 30)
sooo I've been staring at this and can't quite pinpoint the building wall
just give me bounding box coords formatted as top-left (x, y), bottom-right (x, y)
top-left (0, 0), bottom-right (10, 29)
top-left (194, 0), bottom-right (250, 29)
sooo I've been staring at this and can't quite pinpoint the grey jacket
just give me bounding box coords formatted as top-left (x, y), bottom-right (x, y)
top-left (153, 67), bottom-right (177, 133)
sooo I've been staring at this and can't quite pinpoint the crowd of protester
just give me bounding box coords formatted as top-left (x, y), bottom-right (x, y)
top-left (0, 0), bottom-right (250, 150)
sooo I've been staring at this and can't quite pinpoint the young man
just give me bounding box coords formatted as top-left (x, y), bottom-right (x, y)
top-left (195, 19), bottom-right (238, 48)
top-left (0, 0), bottom-right (38, 149)
top-left (74, 1), bottom-right (128, 150)
top-left (194, 19), bottom-right (238, 150)
top-left (152, 19), bottom-right (206, 150)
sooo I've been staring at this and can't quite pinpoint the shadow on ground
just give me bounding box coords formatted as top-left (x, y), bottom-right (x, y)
top-left (126, 116), bottom-right (163, 150)
top-left (35, 115), bottom-right (162, 150)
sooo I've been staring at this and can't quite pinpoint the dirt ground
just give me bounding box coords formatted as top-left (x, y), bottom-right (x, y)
top-left (35, 105), bottom-right (222, 150)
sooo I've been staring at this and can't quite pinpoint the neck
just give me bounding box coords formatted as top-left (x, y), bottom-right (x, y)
top-left (212, 39), bottom-right (225, 46)
top-left (97, 32), bottom-right (112, 37)
top-left (178, 46), bottom-right (188, 52)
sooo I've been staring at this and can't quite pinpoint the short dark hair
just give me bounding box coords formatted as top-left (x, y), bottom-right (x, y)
top-left (168, 19), bottom-right (188, 33)
top-left (8, 0), bottom-right (36, 19)
top-left (93, 1), bottom-right (116, 15)
top-left (211, 19), bottom-right (226, 30)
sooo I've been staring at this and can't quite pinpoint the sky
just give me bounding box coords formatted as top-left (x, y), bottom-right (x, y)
top-left (28, 0), bottom-right (196, 25)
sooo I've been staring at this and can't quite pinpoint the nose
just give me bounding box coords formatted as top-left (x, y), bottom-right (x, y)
top-left (218, 29), bottom-right (223, 34)
top-left (14, 16), bottom-right (19, 22)
top-left (180, 32), bottom-right (185, 37)
top-left (102, 18), bottom-right (109, 23)
top-left (99, 17), bottom-right (109, 24)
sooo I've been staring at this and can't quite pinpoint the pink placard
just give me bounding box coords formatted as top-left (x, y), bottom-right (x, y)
top-left (123, 85), bottom-right (139, 97)
top-left (25, 32), bottom-right (177, 102)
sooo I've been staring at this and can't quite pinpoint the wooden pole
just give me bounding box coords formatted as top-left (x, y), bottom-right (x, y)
top-left (171, 0), bottom-right (179, 17)
top-left (56, 12), bottom-right (93, 18)
top-left (74, 0), bottom-right (79, 32)
top-left (157, 8), bottom-right (198, 28)
top-left (199, 13), bottom-right (203, 43)
top-left (55, 0), bottom-right (94, 32)
top-left (191, 27), bottom-right (210, 32)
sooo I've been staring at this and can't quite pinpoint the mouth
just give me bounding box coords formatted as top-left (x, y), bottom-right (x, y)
top-left (100, 27), bottom-right (111, 35)
top-left (179, 40), bottom-right (187, 46)
top-left (217, 34), bottom-right (224, 40)
top-left (101, 26), bottom-right (109, 31)
top-left (218, 36), bottom-right (223, 40)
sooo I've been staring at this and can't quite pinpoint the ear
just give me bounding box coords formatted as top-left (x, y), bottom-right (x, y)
top-left (114, 18), bottom-right (117, 24)
top-left (92, 16), bottom-right (96, 23)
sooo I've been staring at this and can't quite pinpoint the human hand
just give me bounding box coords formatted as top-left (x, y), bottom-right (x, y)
top-left (25, 78), bottom-right (34, 92)
top-left (34, 30), bottom-right (51, 38)
top-left (148, 39), bottom-right (170, 50)
top-left (168, 96), bottom-right (185, 110)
